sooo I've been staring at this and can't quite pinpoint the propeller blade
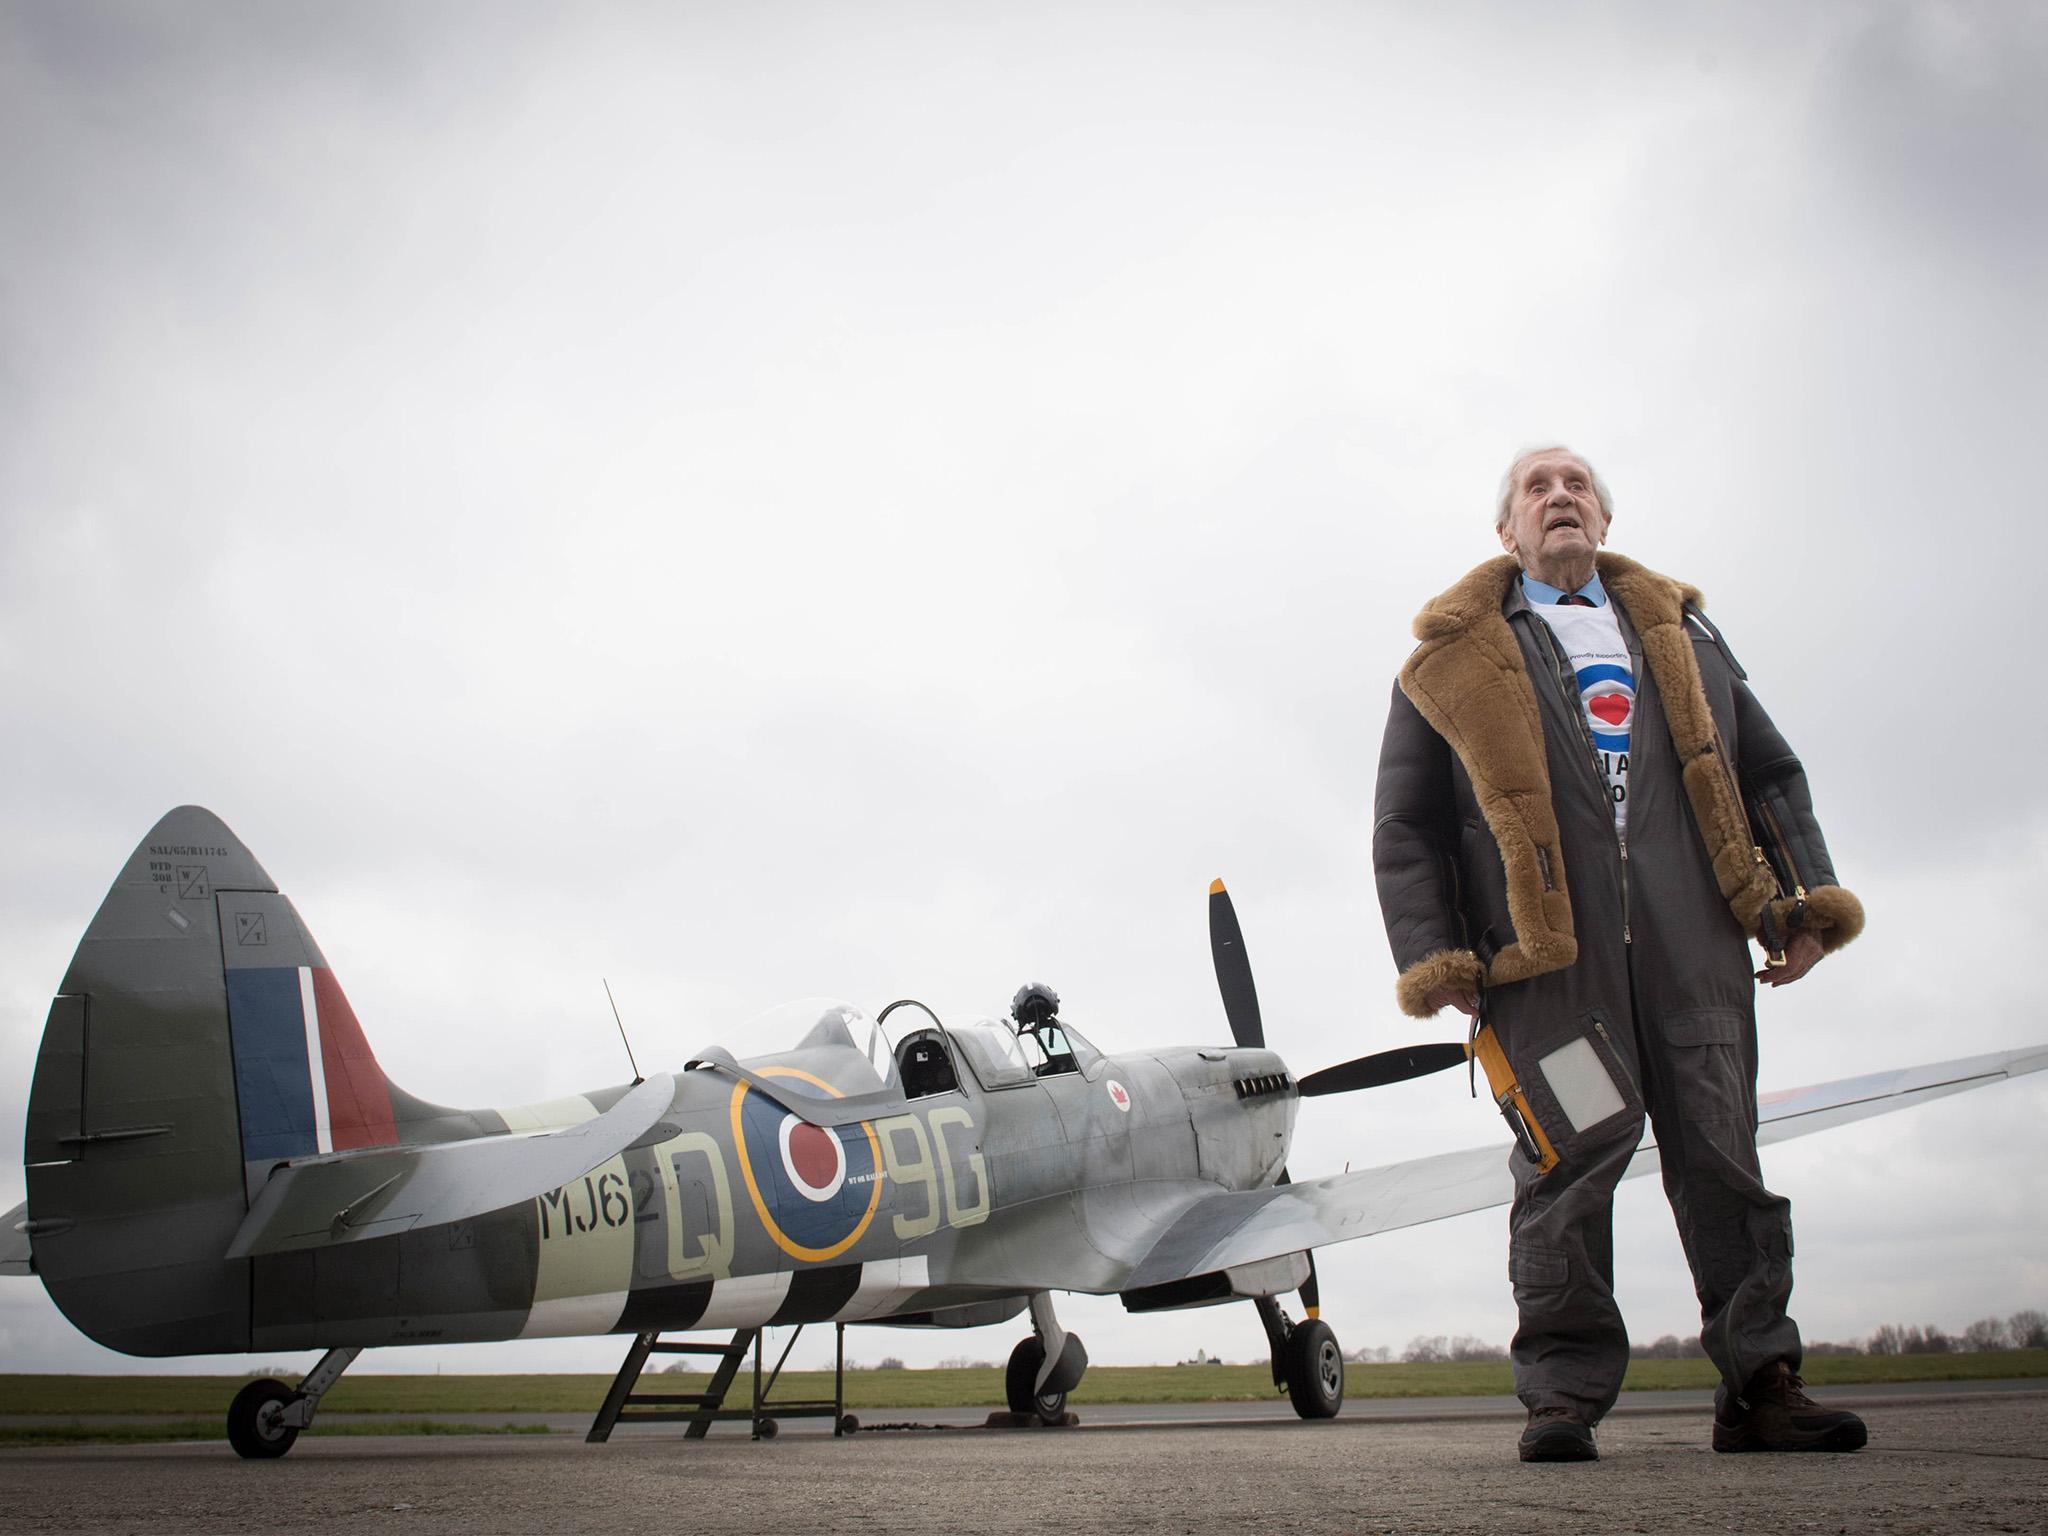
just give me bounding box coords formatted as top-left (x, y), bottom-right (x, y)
top-left (1208, 879), bottom-right (1265, 1050)
top-left (1298, 1041), bottom-right (1470, 1096)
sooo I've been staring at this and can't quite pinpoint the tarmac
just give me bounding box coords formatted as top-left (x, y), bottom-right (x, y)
top-left (1, 1381), bottom-right (2042, 1535)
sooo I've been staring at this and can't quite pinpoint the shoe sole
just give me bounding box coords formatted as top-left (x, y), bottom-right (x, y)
top-left (1712, 1422), bottom-right (1869, 1454)
top-left (1520, 1428), bottom-right (1599, 1463)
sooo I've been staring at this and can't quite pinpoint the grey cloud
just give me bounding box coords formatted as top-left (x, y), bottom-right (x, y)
top-left (2, 0), bottom-right (2042, 1372)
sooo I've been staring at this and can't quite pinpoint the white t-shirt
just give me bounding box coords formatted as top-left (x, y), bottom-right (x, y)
top-left (1533, 601), bottom-right (1634, 834)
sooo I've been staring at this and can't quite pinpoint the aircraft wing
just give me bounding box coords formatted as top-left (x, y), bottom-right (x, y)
top-left (1120, 1045), bottom-right (2048, 1294)
top-left (224, 1071), bottom-right (676, 1258)
top-left (0, 1201), bottom-right (30, 1277)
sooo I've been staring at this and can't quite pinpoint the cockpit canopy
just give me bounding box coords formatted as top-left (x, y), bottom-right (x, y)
top-left (735, 996), bottom-right (1103, 1098)
top-left (879, 999), bottom-right (1103, 1093)
top-left (943, 1015), bottom-right (1101, 1089)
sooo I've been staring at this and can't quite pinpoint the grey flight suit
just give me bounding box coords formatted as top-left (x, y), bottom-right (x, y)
top-left (1374, 577), bottom-right (1841, 1421)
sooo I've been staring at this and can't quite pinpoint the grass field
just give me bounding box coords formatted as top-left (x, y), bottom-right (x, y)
top-left (2, 1350), bottom-right (2041, 1421)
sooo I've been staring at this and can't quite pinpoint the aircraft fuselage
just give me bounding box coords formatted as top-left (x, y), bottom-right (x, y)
top-left (236, 1032), bottom-right (1295, 1354)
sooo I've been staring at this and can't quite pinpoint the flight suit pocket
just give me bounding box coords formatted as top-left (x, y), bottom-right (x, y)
top-left (1660, 1007), bottom-right (1745, 1048)
top-left (1656, 1007), bottom-right (1755, 1131)
top-left (1509, 1241), bottom-right (1568, 1305)
top-left (1457, 818), bottom-right (1510, 942)
top-left (1515, 1007), bottom-right (1644, 1167)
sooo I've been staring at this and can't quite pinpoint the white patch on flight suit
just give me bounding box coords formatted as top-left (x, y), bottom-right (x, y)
top-left (1535, 1037), bottom-right (1627, 1132)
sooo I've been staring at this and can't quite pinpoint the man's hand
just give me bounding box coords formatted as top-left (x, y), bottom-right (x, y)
top-left (1757, 929), bottom-right (1823, 986)
top-left (1428, 985), bottom-right (1480, 1017)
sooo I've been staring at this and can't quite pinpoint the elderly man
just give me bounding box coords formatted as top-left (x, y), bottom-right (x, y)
top-left (1372, 446), bottom-right (1866, 1462)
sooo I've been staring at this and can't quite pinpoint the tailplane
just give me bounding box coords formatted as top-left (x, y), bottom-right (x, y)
top-left (23, 806), bottom-right (411, 1353)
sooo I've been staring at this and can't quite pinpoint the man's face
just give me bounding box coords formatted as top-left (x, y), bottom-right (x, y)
top-left (1499, 451), bottom-right (1608, 573)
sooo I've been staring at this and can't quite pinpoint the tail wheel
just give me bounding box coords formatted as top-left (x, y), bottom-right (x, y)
top-left (1004, 1337), bottom-right (1066, 1425)
top-left (227, 1378), bottom-right (301, 1459)
top-left (1284, 1319), bottom-right (1344, 1420)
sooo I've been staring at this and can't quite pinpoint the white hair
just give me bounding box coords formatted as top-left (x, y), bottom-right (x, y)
top-left (1494, 445), bottom-right (1614, 531)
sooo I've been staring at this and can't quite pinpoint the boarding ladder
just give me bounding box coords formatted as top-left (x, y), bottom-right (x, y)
top-left (585, 1323), bottom-right (849, 1442)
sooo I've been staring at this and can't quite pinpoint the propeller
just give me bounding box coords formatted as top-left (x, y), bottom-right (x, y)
top-left (1297, 1041), bottom-right (1469, 1096)
top-left (1208, 879), bottom-right (1263, 1050)
top-left (1206, 878), bottom-right (1473, 1319)
top-left (1209, 878), bottom-right (1467, 1094)
top-left (1210, 878), bottom-right (1314, 1308)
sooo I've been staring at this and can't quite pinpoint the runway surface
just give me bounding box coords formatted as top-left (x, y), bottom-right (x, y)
top-left (3, 1382), bottom-right (2043, 1534)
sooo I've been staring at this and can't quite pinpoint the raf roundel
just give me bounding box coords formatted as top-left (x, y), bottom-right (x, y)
top-left (730, 1070), bottom-right (883, 1262)
top-left (1106, 1080), bottom-right (1131, 1113)
top-left (778, 1113), bottom-right (847, 1202)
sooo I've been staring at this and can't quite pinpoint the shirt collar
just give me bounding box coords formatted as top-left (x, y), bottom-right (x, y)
top-left (1520, 569), bottom-right (1608, 607)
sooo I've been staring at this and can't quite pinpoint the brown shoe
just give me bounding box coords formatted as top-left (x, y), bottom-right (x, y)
top-left (1713, 1362), bottom-right (1867, 1453)
top-left (1519, 1405), bottom-right (1598, 1462)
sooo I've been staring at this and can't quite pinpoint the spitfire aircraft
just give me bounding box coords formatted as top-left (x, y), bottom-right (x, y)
top-left (5, 808), bottom-right (2043, 1457)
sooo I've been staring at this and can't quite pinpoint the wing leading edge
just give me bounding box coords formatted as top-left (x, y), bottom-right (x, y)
top-left (0, 1201), bottom-right (29, 1277)
top-left (1120, 1044), bottom-right (2048, 1295)
top-left (225, 1071), bottom-right (677, 1258)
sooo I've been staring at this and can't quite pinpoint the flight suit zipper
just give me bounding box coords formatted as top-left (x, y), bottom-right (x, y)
top-left (1527, 613), bottom-right (1632, 946)
top-left (1619, 839), bottom-right (1630, 946)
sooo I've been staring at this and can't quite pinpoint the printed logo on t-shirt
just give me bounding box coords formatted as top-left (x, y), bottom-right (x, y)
top-left (1577, 662), bottom-right (1632, 821)
top-left (1577, 663), bottom-right (1633, 752)
top-left (1534, 602), bottom-right (1634, 831)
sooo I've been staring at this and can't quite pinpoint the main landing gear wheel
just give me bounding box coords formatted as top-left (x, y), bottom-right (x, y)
top-left (1005, 1337), bottom-right (1067, 1425)
top-left (227, 1377), bottom-right (301, 1459)
top-left (1284, 1319), bottom-right (1344, 1420)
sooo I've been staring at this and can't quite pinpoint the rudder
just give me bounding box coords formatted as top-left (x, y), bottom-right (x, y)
top-left (23, 806), bottom-right (402, 1354)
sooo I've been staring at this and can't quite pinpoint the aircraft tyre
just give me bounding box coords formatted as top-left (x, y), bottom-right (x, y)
top-left (1005, 1337), bottom-right (1067, 1425)
top-left (227, 1378), bottom-right (301, 1459)
top-left (1284, 1319), bottom-right (1344, 1420)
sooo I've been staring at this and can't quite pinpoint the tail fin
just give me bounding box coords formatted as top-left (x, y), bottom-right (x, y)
top-left (23, 806), bottom-right (405, 1354)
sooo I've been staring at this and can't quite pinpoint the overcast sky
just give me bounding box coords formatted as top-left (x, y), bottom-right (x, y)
top-left (2, 1), bottom-right (2044, 1377)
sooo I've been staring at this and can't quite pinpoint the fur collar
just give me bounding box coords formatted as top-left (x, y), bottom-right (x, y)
top-left (1411, 551), bottom-right (1702, 640)
top-left (1396, 551), bottom-right (1805, 998)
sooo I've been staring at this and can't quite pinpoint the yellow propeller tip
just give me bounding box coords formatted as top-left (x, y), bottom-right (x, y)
top-left (1209, 878), bottom-right (1227, 895)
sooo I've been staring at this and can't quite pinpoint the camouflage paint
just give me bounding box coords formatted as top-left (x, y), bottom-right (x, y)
top-left (17, 807), bottom-right (1304, 1361)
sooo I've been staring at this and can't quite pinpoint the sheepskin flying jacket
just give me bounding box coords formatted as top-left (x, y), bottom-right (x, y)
top-left (1374, 551), bottom-right (1863, 1019)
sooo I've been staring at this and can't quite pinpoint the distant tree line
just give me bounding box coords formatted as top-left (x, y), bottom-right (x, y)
top-left (1394, 1335), bottom-right (1509, 1363)
top-left (663, 1353), bottom-right (919, 1373)
top-left (655, 1308), bottom-right (2046, 1373)
top-left (1629, 1309), bottom-right (2047, 1359)
top-left (1354, 1308), bottom-right (2048, 1368)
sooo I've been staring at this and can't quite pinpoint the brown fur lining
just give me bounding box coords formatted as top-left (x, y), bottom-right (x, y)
top-left (1600, 554), bottom-right (1781, 936)
top-left (1779, 883), bottom-right (1864, 953)
top-left (1398, 556), bottom-right (1578, 988)
top-left (1399, 551), bottom-right (1860, 992)
top-left (1396, 947), bottom-right (1487, 1020)
top-left (1599, 554), bottom-right (1861, 951)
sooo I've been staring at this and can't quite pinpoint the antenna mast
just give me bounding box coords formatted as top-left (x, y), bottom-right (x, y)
top-left (603, 978), bottom-right (644, 1085)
